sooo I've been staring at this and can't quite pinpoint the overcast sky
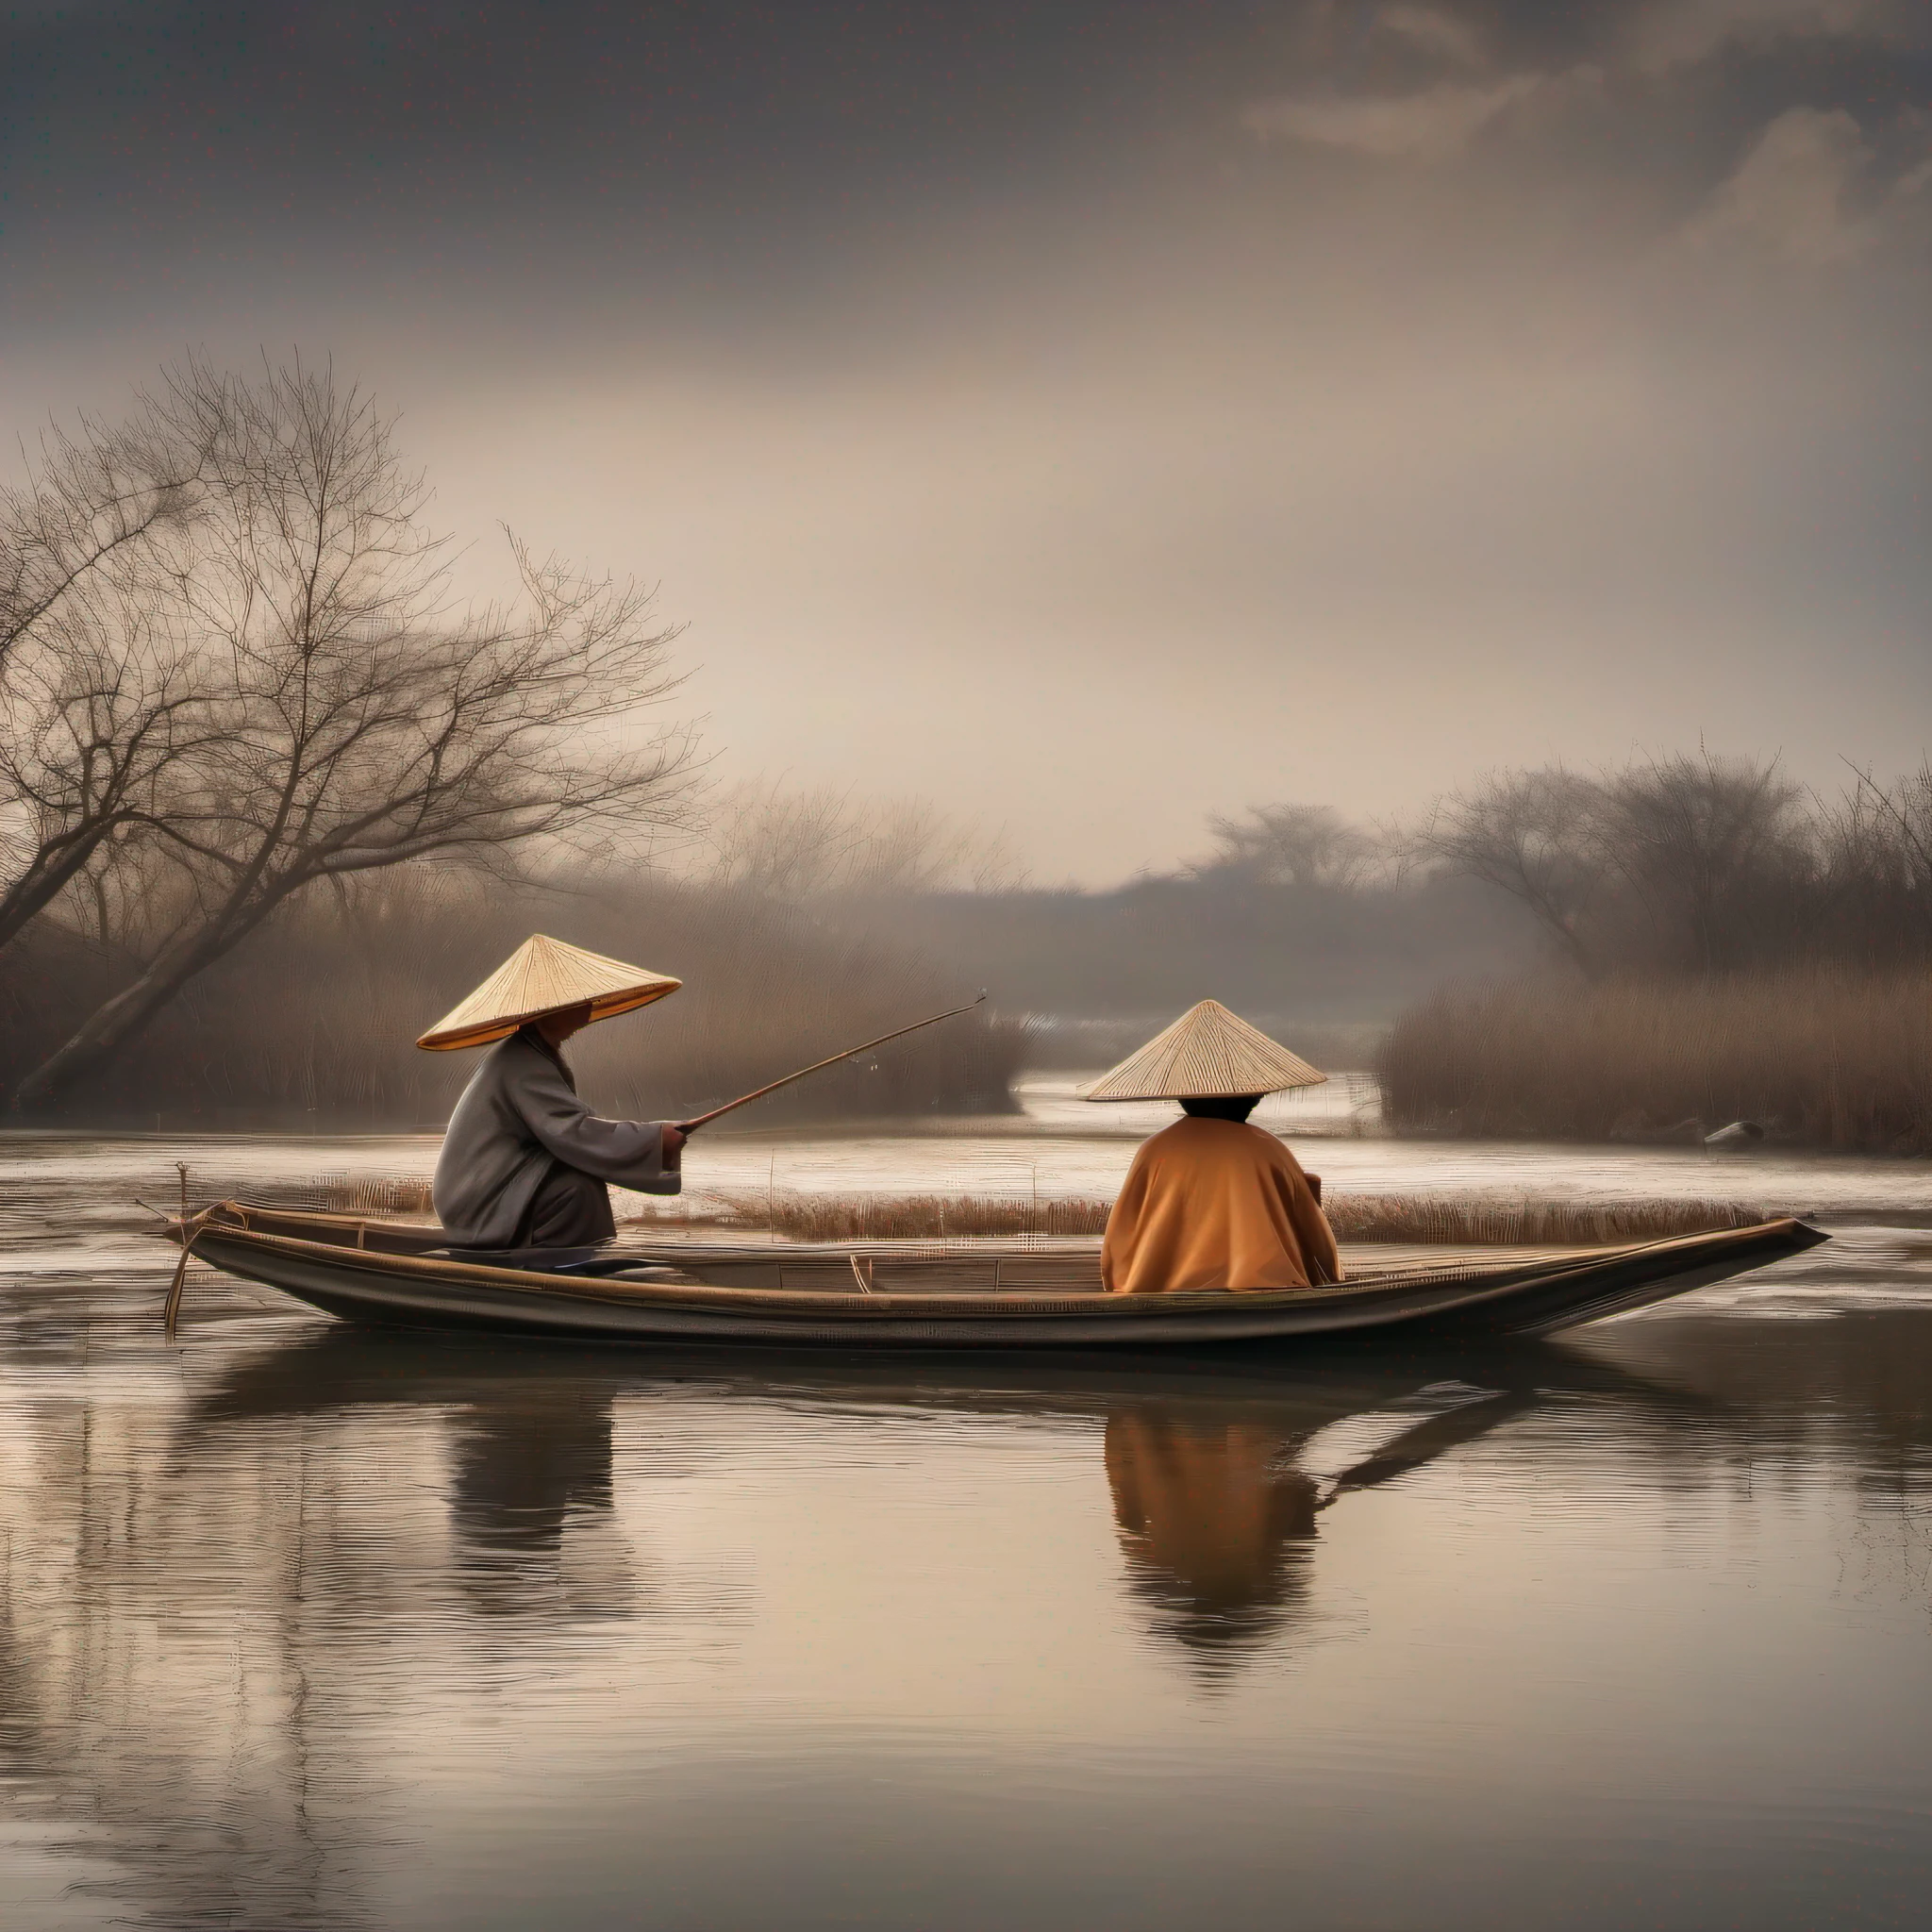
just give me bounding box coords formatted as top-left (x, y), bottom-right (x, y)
top-left (4, 1), bottom-right (1927, 882)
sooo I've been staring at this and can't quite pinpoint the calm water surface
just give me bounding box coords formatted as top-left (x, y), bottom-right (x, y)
top-left (4, 1104), bottom-right (1932, 1929)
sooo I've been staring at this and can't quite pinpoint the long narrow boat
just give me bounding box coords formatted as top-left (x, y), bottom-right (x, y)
top-left (164, 1200), bottom-right (1827, 1349)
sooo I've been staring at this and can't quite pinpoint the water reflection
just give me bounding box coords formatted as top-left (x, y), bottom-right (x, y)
top-left (187, 1337), bottom-right (646, 1624)
top-left (448, 1393), bottom-right (625, 1618)
top-left (6, 1300), bottom-right (1932, 1931)
top-left (185, 1337), bottom-right (1547, 1661)
top-left (0, 1385), bottom-right (400, 1930)
top-left (1104, 1385), bottom-right (1535, 1675)
top-left (1107, 1405), bottom-right (1322, 1667)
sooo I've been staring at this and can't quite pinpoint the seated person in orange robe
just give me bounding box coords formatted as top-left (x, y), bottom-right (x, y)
top-left (1102, 1094), bottom-right (1340, 1293)
top-left (1087, 999), bottom-right (1342, 1294)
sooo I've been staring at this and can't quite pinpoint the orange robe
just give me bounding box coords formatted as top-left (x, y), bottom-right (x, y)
top-left (1101, 1117), bottom-right (1341, 1293)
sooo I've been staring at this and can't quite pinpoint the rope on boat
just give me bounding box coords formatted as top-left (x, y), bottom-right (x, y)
top-left (133, 1166), bottom-right (220, 1337)
top-left (161, 1206), bottom-right (223, 1337)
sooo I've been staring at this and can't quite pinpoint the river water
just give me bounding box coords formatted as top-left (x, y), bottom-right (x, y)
top-left (4, 1086), bottom-right (1932, 1929)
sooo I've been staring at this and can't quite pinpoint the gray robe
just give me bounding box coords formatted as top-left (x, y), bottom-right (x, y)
top-left (432, 1028), bottom-right (679, 1249)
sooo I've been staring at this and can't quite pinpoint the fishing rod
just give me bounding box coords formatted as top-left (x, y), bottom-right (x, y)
top-left (676, 992), bottom-right (988, 1133)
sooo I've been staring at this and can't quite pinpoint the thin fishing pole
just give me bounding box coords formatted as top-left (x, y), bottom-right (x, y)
top-left (679, 993), bottom-right (988, 1132)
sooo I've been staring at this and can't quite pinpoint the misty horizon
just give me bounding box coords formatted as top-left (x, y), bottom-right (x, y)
top-left (4, 0), bottom-right (1927, 883)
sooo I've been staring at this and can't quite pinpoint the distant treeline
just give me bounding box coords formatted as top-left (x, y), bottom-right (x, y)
top-left (868, 747), bottom-right (1932, 1047)
top-left (672, 792), bottom-right (1541, 1063)
top-left (868, 871), bottom-right (1533, 1054)
top-left (1382, 753), bottom-right (1932, 1151)
top-left (7, 360), bottom-right (1927, 1136)
top-left (1412, 752), bottom-right (1932, 979)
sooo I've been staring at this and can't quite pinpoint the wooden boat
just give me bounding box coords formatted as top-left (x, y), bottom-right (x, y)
top-left (164, 1200), bottom-right (1828, 1350)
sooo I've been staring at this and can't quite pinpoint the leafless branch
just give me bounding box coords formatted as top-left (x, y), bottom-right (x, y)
top-left (8, 359), bottom-right (696, 1111)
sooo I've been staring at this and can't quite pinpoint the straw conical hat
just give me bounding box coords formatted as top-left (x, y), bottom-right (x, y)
top-left (1081, 999), bottom-right (1327, 1101)
top-left (416, 934), bottom-right (681, 1051)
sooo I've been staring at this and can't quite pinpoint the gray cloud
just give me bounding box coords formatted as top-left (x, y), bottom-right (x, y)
top-left (1241, 69), bottom-right (1591, 161)
top-left (1378, 6), bottom-right (1489, 68)
top-left (2, 0), bottom-right (1927, 880)
top-left (1689, 107), bottom-right (1879, 260)
top-left (1627, 0), bottom-right (1932, 70)
top-left (1241, 75), bottom-right (1521, 160)
top-left (1681, 96), bottom-right (1932, 264)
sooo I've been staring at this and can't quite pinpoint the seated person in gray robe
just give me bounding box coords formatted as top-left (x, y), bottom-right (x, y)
top-left (433, 1003), bottom-right (684, 1250)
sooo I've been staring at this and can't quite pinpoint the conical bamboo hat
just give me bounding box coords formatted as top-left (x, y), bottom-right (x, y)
top-left (1081, 999), bottom-right (1327, 1101)
top-left (416, 934), bottom-right (681, 1051)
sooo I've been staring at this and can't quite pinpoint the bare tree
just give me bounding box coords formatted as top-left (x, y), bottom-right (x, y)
top-left (699, 780), bottom-right (1022, 900)
top-left (701, 783), bottom-right (869, 898)
top-left (1832, 760), bottom-right (1932, 948)
top-left (0, 380), bottom-right (217, 672)
top-left (1411, 767), bottom-right (1607, 974)
top-left (0, 375), bottom-right (232, 951)
top-left (0, 585), bottom-right (222, 958)
top-left (1417, 753), bottom-right (1825, 975)
top-left (850, 797), bottom-right (1024, 896)
top-left (10, 360), bottom-right (694, 1112)
top-left (1599, 751), bottom-right (1809, 974)
top-left (1198, 803), bottom-right (1378, 889)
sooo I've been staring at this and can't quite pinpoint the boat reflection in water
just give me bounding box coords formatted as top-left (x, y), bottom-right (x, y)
top-left (181, 1332), bottom-right (1558, 1674)
top-left (1108, 1406), bottom-right (1321, 1664)
top-left (445, 1387), bottom-right (630, 1619)
top-left (1103, 1383), bottom-right (1533, 1674)
top-left (185, 1335), bottom-right (660, 1631)
top-left (17, 1305), bottom-right (1923, 1932)
top-left (183, 1332), bottom-right (1586, 1685)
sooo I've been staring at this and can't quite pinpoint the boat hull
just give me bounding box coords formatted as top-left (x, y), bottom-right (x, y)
top-left (179, 1207), bottom-right (1828, 1351)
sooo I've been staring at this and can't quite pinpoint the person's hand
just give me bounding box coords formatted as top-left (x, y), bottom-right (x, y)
top-left (661, 1124), bottom-right (687, 1159)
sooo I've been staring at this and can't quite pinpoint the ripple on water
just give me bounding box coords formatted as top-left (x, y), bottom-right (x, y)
top-left (4, 1119), bottom-right (1932, 1930)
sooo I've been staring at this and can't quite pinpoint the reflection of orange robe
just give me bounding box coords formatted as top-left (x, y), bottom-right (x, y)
top-left (1101, 1118), bottom-right (1341, 1293)
top-left (1105, 1410), bottom-right (1319, 1612)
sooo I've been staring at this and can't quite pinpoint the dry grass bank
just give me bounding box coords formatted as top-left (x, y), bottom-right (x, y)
top-left (1378, 970), bottom-right (1932, 1153)
top-left (628, 1188), bottom-right (1766, 1246)
top-left (289, 1175), bottom-right (1770, 1246)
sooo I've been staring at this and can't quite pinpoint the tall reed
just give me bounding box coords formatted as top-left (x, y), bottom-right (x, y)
top-left (1378, 969), bottom-right (1932, 1152)
top-left (628, 1188), bottom-right (1766, 1245)
top-left (0, 867), bottom-right (1024, 1125)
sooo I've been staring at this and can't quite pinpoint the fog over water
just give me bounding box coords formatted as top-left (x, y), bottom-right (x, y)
top-left (5, 1), bottom-right (1928, 878)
